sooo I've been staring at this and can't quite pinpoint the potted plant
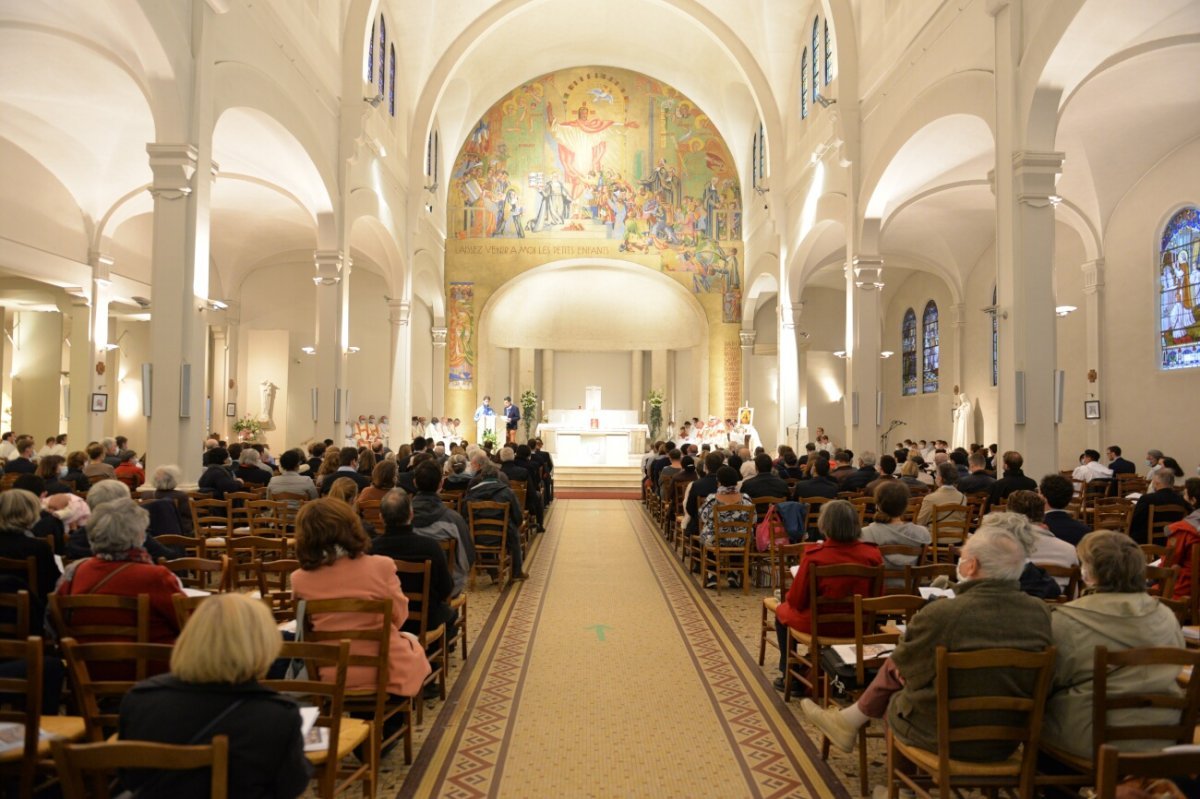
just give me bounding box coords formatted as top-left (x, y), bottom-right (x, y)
top-left (647, 388), bottom-right (664, 441)
top-left (481, 427), bottom-right (498, 448)
top-left (519, 389), bottom-right (538, 441)
top-left (233, 416), bottom-right (263, 442)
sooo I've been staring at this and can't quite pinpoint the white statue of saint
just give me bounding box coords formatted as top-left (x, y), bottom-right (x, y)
top-left (951, 391), bottom-right (972, 451)
top-left (257, 380), bottom-right (278, 429)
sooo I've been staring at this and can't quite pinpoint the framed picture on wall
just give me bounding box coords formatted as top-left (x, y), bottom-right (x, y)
top-left (91, 393), bottom-right (108, 413)
top-left (1083, 400), bottom-right (1101, 420)
top-left (226, 402), bottom-right (237, 417)
top-left (737, 406), bottom-right (754, 426)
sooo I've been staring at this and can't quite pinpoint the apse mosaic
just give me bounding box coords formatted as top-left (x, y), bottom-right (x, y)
top-left (448, 66), bottom-right (743, 301)
top-left (1160, 207), bottom-right (1200, 371)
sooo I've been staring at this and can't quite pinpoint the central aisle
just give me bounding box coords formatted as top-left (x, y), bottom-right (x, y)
top-left (402, 499), bottom-right (848, 799)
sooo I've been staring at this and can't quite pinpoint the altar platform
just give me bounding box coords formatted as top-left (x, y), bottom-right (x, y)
top-left (536, 408), bottom-right (647, 468)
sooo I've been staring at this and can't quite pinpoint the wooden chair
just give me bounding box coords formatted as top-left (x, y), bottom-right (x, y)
top-left (256, 558), bottom-right (301, 622)
top-left (154, 534), bottom-right (208, 559)
top-left (300, 597), bottom-right (414, 766)
top-left (849, 495), bottom-right (874, 524)
top-left (1093, 744), bottom-right (1200, 799)
top-left (877, 545), bottom-right (926, 593)
top-left (508, 482), bottom-right (530, 551)
top-left (0, 555), bottom-right (38, 596)
top-left (172, 592), bottom-right (212, 627)
top-left (191, 497), bottom-right (233, 545)
top-left (886, 646), bottom-right (1057, 799)
top-left (928, 505), bottom-right (969, 563)
top-left (962, 492), bottom-right (990, 532)
top-left (262, 640), bottom-right (373, 799)
top-left (245, 499), bottom-right (290, 538)
top-left (1038, 645), bottom-right (1200, 789)
top-left (0, 637), bottom-right (86, 796)
top-left (758, 543), bottom-right (807, 668)
top-left (438, 491), bottom-right (463, 514)
top-left (798, 496), bottom-right (831, 538)
top-left (465, 501), bottom-right (511, 587)
top-left (700, 507), bottom-right (754, 594)
top-left (783, 564), bottom-right (884, 702)
top-left (49, 593), bottom-right (151, 648)
top-left (902, 496), bottom-right (923, 523)
top-left (902, 563), bottom-right (957, 595)
top-left (357, 499), bottom-right (383, 530)
top-left (436, 538), bottom-right (467, 662)
top-left (225, 534), bottom-right (290, 566)
top-left (1092, 498), bottom-right (1134, 534)
top-left (52, 735), bottom-right (229, 799)
top-left (1145, 564), bottom-right (1180, 599)
top-left (0, 590), bottom-right (31, 640)
top-left (393, 559), bottom-right (446, 724)
top-left (87, 474), bottom-right (111, 487)
top-left (61, 638), bottom-right (176, 741)
top-left (752, 499), bottom-right (790, 589)
top-left (1034, 563), bottom-right (1082, 602)
top-left (1139, 543), bottom-right (1170, 563)
top-left (157, 555), bottom-right (229, 593)
top-left (1148, 504), bottom-right (1190, 545)
top-left (1115, 474), bottom-right (1148, 497)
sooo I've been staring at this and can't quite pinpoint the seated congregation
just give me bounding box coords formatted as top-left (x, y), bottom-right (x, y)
top-left (0, 428), bottom-right (552, 796)
top-left (642, 436), bottom-right (1200, 797)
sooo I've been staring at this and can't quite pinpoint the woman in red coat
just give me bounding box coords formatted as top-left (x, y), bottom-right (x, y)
top-left (773, 499), bottom-right (882, 690)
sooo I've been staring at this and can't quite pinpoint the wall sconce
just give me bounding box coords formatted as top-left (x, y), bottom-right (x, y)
top-left (833, 350), bottom-right (847, 358)
top-left (1054, 305), bottom-right (1077, 317)
top-left (880, 351), bottom-right (894, 359)
top-left (201, 298), bottom-right (228, 311)
top-left (345, 346), bottom-right (361, 355)
top-left (300, 346), bottom-right (316, 355)
top-left (364, 94), bottom-right (383, 107)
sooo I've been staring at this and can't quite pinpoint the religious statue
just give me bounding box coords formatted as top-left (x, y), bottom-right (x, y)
top-left (257, 380), bottom-right (278, 429)
top-left (951, 390), bottom-right (973, 451)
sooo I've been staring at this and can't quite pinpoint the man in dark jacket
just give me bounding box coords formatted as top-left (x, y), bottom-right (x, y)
top-left (1128, 469), bottom-right (1188, 545)
top-left (530, 438), bottom-right (554, 504)
top-left (317, 448), bottom-right (371, 495)
top-left (792, 458), bottom-right (840, 500)
top-left (464, 453), bottom-right (526, 582)
top-left (987, 450), bottom-right (1038, 505)
top-left (741, 453), bottom-right (790, 501)
top-left (411, 461), bottom-right (475, 596)
top-left (1106, 445), bottom-right (1136, 476)
top-left (1039, 473), bottom-right (1091, 546)
top-left (956, 450), bottom-right (996, 495)
top-left (830, 450), bottom-right (856, 486)
top-left (839, 451), bottom-right (879, 493)
top-left (510, 444), bottom-right (545, 531)
top-left (371, 489), bottom-right (455, 643)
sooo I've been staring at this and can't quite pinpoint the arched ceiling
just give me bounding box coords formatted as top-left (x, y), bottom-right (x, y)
top-left (209, 178), bottom-right (317, 294)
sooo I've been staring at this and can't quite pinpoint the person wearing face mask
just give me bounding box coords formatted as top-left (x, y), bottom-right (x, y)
top-left (35, 455), bottom-right (74, 496)
top-left (800, 523), bottom-right (1053, 760)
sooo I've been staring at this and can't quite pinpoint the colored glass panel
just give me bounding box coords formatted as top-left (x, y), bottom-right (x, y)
top-left (902, 308), bottom-right (917, 396)
top-left (922, 301), bottom-right (939, 393)
top-left (801, 50), bottom-right (808, 119)
top-left (388, 44), bottom-right (396, 116)
top-left (1160, 207), bottom-right (1200, 370)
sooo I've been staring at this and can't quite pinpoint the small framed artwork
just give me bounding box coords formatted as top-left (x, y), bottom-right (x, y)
top-left (1083, 400), bottom-right (1101, 420)
top-left (90, 393), bottom-right (108, 413)
top-left (737, 406), bottom-right (754, 426)
top-left (226, 402), bottom-right (237, 418)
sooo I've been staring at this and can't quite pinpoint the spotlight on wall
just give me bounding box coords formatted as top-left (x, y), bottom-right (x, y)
top-left (345, 346), bottom-right (361, 355)
top-left (300, 346), bottom-right (316, 355)
top-left (423, 203), bottom-right (434, 213)
top-left (1054, 305), bottom-right (1078, 317)
top-left (423, 183), bottom-right (439, 193)
top-left (202, 298), bottom-right (228, 311)
top-left (1048, 195), bottom-right (1063, 206)
top-left (364, 94), bottom-right (384, 107)
top-left (814, 94), bottom-right (837, 108)
top-left (880, 351), bottom-right (894, 359)
top-left (833, 350), bottom-right (847, 358)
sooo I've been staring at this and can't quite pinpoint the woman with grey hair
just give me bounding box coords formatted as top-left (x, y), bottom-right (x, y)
top-left (55, 497), bottom-right (182, 645)
top-left (146, 464), bottom-right (193, 535)
top-left (976, 510), bottom-right (1062, 600)
top-left (0, 489), bottom-right (61, 606)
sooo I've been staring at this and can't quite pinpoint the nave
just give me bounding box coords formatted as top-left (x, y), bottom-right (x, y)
top-left (398, 498), bottom-right (851, 799)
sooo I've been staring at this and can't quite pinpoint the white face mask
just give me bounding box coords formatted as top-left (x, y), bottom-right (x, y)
top-left (956, 560), bottom-right (972, 584)
top-left (58, 465), bottom-right (68, 478)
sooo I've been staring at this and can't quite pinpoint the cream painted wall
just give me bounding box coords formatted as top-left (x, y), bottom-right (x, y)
top-left (12, 311), bottom-right (62, 439)
top-left (1053, 223), bottom-right (1088, 468)
top-left (799, 286), bottom-right (847, 447)
top-left (245, 329), bottom-right (290, 453)
top-left (411, 299), bottom-right (433, 415)
top-left (961, 245), bottom-right (999, 448)
top-left (553, 351), bottom-right (632, 410)
top-left (343, 271), bottom-right (392, 423)
top-left (882, 271), bottom-right (956, 446)
top-left (750, 297), bottom-right (779, 447)
top-left (1099, 139), bottom-right (1200, 469)
top-left (112, 320), bottom-right (150, 454)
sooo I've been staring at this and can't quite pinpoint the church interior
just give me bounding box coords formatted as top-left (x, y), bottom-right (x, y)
top-left (2, 0), bottom-right (1199, 796)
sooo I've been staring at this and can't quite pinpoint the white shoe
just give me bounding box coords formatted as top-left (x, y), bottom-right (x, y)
top-left (800, 699), bottom-right (858, 753)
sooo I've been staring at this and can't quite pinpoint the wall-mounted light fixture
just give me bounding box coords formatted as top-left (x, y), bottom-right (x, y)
top-left (1054, 305), bottom-right (1077, 317)
top-left (300, 346), bottom-right (316, 355)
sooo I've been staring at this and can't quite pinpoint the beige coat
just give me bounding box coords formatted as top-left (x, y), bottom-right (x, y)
top-left (1042, 591), bottom-right (1185, 760)
top-left (915, 485), bottom-right (967, 528)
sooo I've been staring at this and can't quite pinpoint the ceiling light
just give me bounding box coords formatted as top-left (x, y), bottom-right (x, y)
top-left (1048, 195), bottom-right (1063, 206)
top-left (100, 343), bottom-right (120, 351)
top-left (880, 351), bottom-right (894, 359)
top-left (1055, 305), bottom-right (1077, 317)
top-left (300, 346), bottom-right (316, 355)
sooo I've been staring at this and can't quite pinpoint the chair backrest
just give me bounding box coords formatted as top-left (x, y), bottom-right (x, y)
top-left (392, 559), bottom-right (436, 642)
top-left (1034, 562), bottom-right (1081, 602)
top-left (963, 492), bottom-right (990, 531)
top-left (712, 506), bottom-right (753, 549)
top-left (903, 563), bottom-right (957, 594)
top-left (1091, 645), bottom-right (1200, 759)
top-left (1093, 498), bottom-right (1134, 534)
top-left (798, 496), bottom-right (831, 533)
top-left (87, 474), bottom-right (111, 487)
top-left (1115, 474), bottom-right (1148, 496)
top-left (1094, 744), bottom-right (1200, 799)
top-left (0, 636), bottom-right (46, 796)
top-left (61, 638), bottom-right (176, 740)
top-left (0, 590), bottom-right (31, 640)
top-left (1144, 564), bottom-right (1179, 599)
top-left (172, 593), bottom-right (212, 627)
top-left (877, 544), bottom-right (925, 590)
top-left (154, 534), bottom-right (208, 559)
top-left (50, 592), bottom-right (151, 644)
top-left (436, 537), bottom-right (457, 572)
top-left (933, 646), bottom-right (1056, 793)
top-left (852, 594), bottom-right (926, 685)
top-left (773, 542), bottom-right (807, 595)
top-left (1148, 504), bottom-right (1189, 544)
top-left (53, 735), bottom-right (229, 799)
top-left (157, 556), bottom-right (229, 592)
top-left (245, 499), bottom-right (288, 537)
top-left (0, 555), bottom-right (39, 596)
top-left (509, 482), bottom-right (527, 513)
top-left (300, 597), bottom-right (393, 704)
top-left (255, 558), bottom-right (301, 621)
top-left (849, 496), bottom-right (874, 524)
top-left (1139, 544), bottom-right (1170, 563)
top-left (466, 500), bottom-right (510, 545)
top-left (930, 504), bottom-right (970, 561)
top-left (807, 563), bottom-right (884, 641)
top-left (191, 497), bottom-right (233, 538)
top-left (752, 495), bottom-right (787, 525)
top-left (357, 498), bottom-right (383, 529)
top-left (438, 491), bottom-right (464, 514)
top-left (225, 535), bottom-right (290, 565)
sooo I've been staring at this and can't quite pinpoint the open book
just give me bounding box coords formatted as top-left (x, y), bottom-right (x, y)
top-left (830, 643), bottom-right (894, 665)
top-left (300, 707), bottom-right (328, 752)
top-left (919, 586), bottom-right (955, 600)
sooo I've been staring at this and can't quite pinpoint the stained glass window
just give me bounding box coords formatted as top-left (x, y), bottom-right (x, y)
top-left (758, 123), bottom-right (765, 183)
top-left (388, 44), bottom-right (396, 116)
top-left (811, 18), bottom-right (820, 102)
top-left (922, 300), bottom-right (939, 393)
top-left (902, 308), bottom-right (917, 396)
top-left (367, 21), bottom-right (375, 83)
top-left (824, 19), bottom-right (833, 84)
top-left (1160, 207), bottom-right (1200, 370)
top-left (377, 16), bottom-right (386, 98)
top-left (991, 286), bottom-right (999, 386)
top-left (800, 50), bottom-right (808, 119)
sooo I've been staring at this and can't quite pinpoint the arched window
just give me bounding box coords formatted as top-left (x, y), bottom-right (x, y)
top-left (366, 21), bottom-right (375, 83)
top-left (1160, 207), bottom-right (1200, 370)
top-left (824, 18), bottom-right (833, 84)
top-left (991, 286), bottom-right (999, 386)
top-left (811, 18), bottom-right (820, 102)
top-left (752, 124), bottom-right (766, 191)
top-left (922, 301), bottom-right (939, 393)
top-left (377, 16), bottom-right (386, 98)
top-left (902, 308), bottom-right (918, 396)
top-left (800, 49), bottom-right (808, 119)
top-left (388, 44), bottom-right (396, 116)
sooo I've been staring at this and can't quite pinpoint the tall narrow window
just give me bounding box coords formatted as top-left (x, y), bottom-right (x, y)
top-left (800, 49), bottom-right (808, 119)
top-left (902, 308), bottom-right (917, 396)
top-left (1159, 207), bottom-right (1200, 370)
top-left (824, 18), bottom-right (833, 84)
top-left (922, 300), bottom-right (940, 393)
top-left (433, 131), bottom-right (439, 183)
top-left (991, 286), bottom-right (999, 386)
top-left (377, 16), bottom-right (386, 98)
top-left (811, 18), bottom-right (820, 102)
top-left (757, 123), bottom-right (765, 183)
top-left (366, 21), bottom-right (375, 83)
top-left (388, 44), bottom-right (396, 116)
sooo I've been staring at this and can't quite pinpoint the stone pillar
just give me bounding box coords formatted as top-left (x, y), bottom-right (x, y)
top-left (313, 250), bottom-right (343, 440)
top-left (1081, 259), bottom-right (1104, 450)
top-left (387, 298), bottom-right (411, 447)
top-left (210, 326), bottom-right (227, 437)
top-left (739, 329), bottom-right (756, 410)
top-left (542, 349), bottom-right (555, 416)
top-left (844, 257), bottom-right (883, 453)
top-left (222, 308), bottom-right (239, 440)
top-left (948, 302), bottom-right (966, 402)
top-left (146, 144), bottom-right (211, 480)
top-left (778, 301), bottom-right (803, 451)
top-left (430, 327), bottom-right (447, 417)
top-left (629, 349), bottom-right (641, 422)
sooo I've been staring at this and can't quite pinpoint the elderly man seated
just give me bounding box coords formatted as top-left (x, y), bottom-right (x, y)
top-left (801, 522), bottom-right (1053, 760)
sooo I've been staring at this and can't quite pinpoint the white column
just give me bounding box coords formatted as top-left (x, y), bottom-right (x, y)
top-left (844, 257), bottom-right (883, 453)
top-left (1081, 259), bottom-right (1104, 451)
top-left (542, 349), bottom-right (555, 415)
top-left (778, 301), bottom-right (803, 451)
top-left (387, 298), bottom-right (411, 445)
top-left (210, 326), bottom-right (227, 437)
top-left (222, 308), bottom-right (239, 440)
top-left (629, 349), bottom-right (641, 422)
top-left (430, 327), bottom-right (447, 417)
top-left (949, 302), bottom-right (966, 398)
top-left (313, 250), bottom-right (343, 439)
top-left (62, 251), bottom-right (112, 445)
top-left (739, 329), bottom-right (756, 409)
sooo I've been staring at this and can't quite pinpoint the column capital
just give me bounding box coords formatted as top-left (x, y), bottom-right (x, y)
top-left (1081, 258), bottom-right (1105, 294)
top-left (313, 250), bottom-right (344, 285)
top-left (1012, 150), bottom-right (1065, 207)
top-left (431, 326), bottom-right (448, 346)
top-left (146, 143), bottom-right (198, 200)
top-left (388, 298), bottom-right (411, 326)
top-left (87, 250), bottom-right (114, 279)
top-left (948, 302), bottom-right (967, 328)
top-left (851, 256), bottom-right (885, 290)
top-left (780, 301), bottom-right (804, 329)
top-left (739, 329), bottom-right (757, 348)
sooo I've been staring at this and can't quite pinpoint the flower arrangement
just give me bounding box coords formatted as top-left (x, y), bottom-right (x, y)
top-left (519, 389), bottom-right (538, 440)
top-left (232, 415), bottom-right (263, 442)
top-left (647, 388), bottom-right (664, 441)
top-left (481, 427), bottom-right (498, 448)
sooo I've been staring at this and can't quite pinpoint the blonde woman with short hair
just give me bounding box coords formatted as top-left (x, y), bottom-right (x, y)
top-left (119, 593), bottom-right (311, 798)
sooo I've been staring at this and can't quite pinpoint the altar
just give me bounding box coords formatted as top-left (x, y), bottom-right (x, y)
top-left (536, 408), bottom-right (648, 466)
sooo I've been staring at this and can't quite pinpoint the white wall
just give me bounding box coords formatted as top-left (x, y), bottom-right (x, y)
top-left (553, 350), bottom-right (632, 409)
top-left (882, 271), bottom-right (956, 446)
top-left (410, 299), bottom-right (433, 416)
top-left (750, 297), bottom-right (779, 447)
top-left (11, 311), bottom-right (62, 440)
top-left (799, 286), bottom-right (847, 447)
top-left (112, 320), bottom-right (150, 454)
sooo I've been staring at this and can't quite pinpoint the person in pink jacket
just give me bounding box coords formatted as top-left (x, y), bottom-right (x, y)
top-left (291, 498), bottom-right (430, 699)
